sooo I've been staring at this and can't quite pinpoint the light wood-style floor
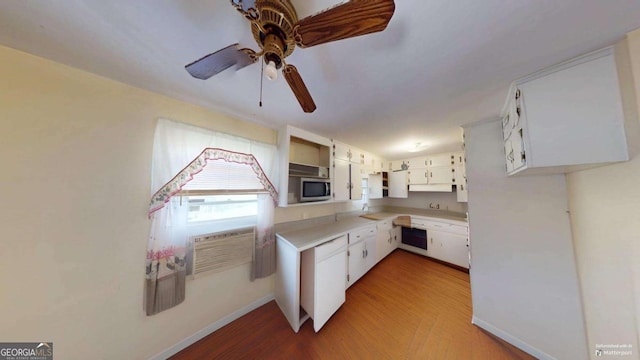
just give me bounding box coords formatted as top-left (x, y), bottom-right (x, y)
top-left (171, 250), bottom-right (536, 359)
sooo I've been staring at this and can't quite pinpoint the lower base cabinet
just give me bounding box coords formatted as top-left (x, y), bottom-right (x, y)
top-left (427, 229), bottom-right (469, 268)
top-left (300, 235), bottom-right (348, 332)
top-left (347, 225), bottom-right (377, 288)
top-left (375, 220), bottom-right (399, 262)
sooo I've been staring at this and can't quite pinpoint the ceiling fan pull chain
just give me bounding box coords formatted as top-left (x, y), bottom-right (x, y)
top-left (259, 57), bottom-right (264, 108)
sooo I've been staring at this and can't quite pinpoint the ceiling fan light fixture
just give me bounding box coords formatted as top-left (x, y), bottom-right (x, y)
top-left (265, 60), bottom-right (278, 81)
top-left (407, 142), bottom-right (431, 153)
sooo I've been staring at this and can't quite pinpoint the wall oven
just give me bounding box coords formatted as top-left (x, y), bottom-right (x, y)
top-left (300, 177), bottom-right (331, 202)
top-left (401, 227), bottom-right (428, 250)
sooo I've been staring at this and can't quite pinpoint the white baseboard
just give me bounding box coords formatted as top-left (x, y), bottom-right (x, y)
top-left (150, 294), bottom-right (275, 360)
top-left (471, 315), bottom-right (555, 360)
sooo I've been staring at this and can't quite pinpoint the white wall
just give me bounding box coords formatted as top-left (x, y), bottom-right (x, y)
top-left (384, 191), bottom-right (467, 213)
top-left (566, 31), bottom-right (640, 358)
top-left (464, 120), bottom-right (588, 359)
top-left (0, 44), bottom-right (347, 359)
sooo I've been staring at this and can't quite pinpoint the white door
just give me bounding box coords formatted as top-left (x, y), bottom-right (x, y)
top-left (364, 237), bottom-right (377, 272)
top-left (428, 167), bottom-right (454, 184)
top-left (407, 156), bottom-right (428, 169)
top-left (350, 163), bottom-right (363, 200)
top-left (333, 141), bottom-right (351, 162)
top-left (427, 153), bottom-right (454, 167)
top-left (368, 173), bottom-right (383, 199)
top-left (351, 148), bottom-right (365, 165)
top-left (391, 227), bottom-right (401, 250)
top-left (427, 230), bottom-right (446, 261)
top-left (315, 250), bottom-right (347, 332)
top-left (347, 241), bottom-right (366, 288)
top-left (333, 158), bottom-right (350, 201)
top-left (440, 233), bottom-right (469, 268)
top-left (408, 169), bottom-right (428, 185)
top-left (511, 127), bottom-right (527, 171)
top-left (388, 171), bottom-right (408, 198)
top-left (376, 227), bottom-right (392, 262)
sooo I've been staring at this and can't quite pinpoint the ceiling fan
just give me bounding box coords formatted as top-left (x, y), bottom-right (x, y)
top-left (185, 0), bottom-right (396, 113)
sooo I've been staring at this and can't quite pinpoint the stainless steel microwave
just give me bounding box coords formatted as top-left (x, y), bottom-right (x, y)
top-left (300, 177), bottom-right (331, 202)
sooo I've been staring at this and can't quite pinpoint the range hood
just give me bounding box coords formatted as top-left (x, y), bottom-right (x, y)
top-left (409, 184), bottom-right (453, 192)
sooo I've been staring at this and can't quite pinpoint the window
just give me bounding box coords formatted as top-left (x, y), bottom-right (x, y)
top-left (361, 178), bottom-right (369, 205)
top-left (187, 194), bottom-right (258, 223)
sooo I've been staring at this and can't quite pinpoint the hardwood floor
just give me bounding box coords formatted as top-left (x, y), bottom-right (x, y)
top-left (171, 250), bottom-right (536, 360)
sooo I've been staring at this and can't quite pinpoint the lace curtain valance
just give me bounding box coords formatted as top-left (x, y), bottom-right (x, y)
top-left (148, 148), bottom-right (278, 217)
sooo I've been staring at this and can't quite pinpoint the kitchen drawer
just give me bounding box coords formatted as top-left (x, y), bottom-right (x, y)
top-left (315, 235), bottom-right (348, 259)
top-left (349, 225), bottom-right (376, 244)
top-left (410, 217), bottom-right (428, 229)
top-left (424, 220), bottom-right (468, 235)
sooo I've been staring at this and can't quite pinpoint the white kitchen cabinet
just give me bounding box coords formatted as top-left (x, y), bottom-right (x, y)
top-left (503, 46), bottom-right (629, 176)
top-left (428, 230), bottom-right (469, 268)
top-left (378, 159), bottom-right (387, 172)
top-left (368, 173), bottom-right (383, 199)
top-left (333, 140), bottom-right (365, 164)
top-left (351, 148), bottom-right (366, 165)
top-left (333, 158), bottom-right (362, 201)
top-left (456, 134), bottom-right (469, 202)
top-left (346, 225), bottom-right (377, 288)
top-left (391, 226), bottom-right (401, 249)
top-left (423, 220), bottom-right (469, 269)
top-left (332, 141), bottom-right (351, 162)
top-left (375, 220), bottom-right (399, 262)
top-left (375, 220), bottom-right (393, 262)
top-left (351, 163), bottom-right (363, 200)
top-left (408, 168), bottom-right (429, 185)
top-left (407, 156), bottom-right (428, 169)
top-left (300, 235), bottom-right (348, 332)
top-left (333, 158), bottom-right (350, 201)
top-left (361, 152), bottom-right (374, 173)
top-left (278, 125), bottom-right (332, 207)
top-left (427, 153), bottom-right (455, 167)
top-left (347, 240), bottom-right (366, 287)
top-left (428, 166), bottom-right (455, 184)
top-left (388, 170), bottom-right (408, 198)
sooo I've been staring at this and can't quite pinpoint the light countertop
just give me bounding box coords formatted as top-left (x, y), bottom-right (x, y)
top-left (276, 215), bottom-right (375, 251)
top-left (276, 207), bottom-right (468, 252)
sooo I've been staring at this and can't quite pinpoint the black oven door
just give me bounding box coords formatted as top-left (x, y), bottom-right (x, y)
top-left (401, 227), bottom-right (427, 250)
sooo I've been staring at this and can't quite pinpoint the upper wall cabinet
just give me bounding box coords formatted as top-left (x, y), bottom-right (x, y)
top-left (278, 126), bottom-right (332, 207)
top-left (502, 46), bottom-right (630, 176)
top-left (333, 141), bottom-right (365, 165)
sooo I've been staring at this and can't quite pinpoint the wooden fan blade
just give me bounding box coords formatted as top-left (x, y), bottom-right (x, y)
top-left (185, 44), bottom-right (257, 80)
top-left (294, 0), bottom-right (395, 48)
top-left (283, 65), bottom-right (317, 113)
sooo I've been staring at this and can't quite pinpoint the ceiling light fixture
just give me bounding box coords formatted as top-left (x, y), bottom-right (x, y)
top-left (407, 142), bottom-right (430, 153)
top-left (265, 60), bottom-right (278, 81)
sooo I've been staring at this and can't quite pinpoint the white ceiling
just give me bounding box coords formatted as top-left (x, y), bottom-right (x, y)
top-left (2, 1), bottom-right (640, 159)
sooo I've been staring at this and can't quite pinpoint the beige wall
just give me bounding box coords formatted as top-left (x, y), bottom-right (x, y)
top-left (567, 30), bottom-right (640, 358)
top-left (0, 45), bottom-right (344, 359)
